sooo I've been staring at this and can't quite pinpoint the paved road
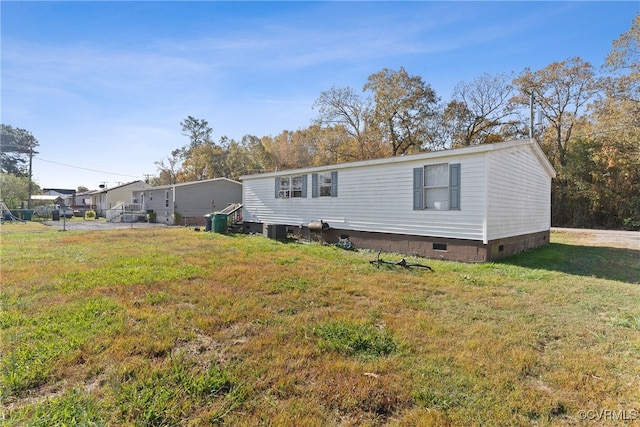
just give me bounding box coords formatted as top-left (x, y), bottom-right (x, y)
top-left (552, 227), bottom-right (640, 249)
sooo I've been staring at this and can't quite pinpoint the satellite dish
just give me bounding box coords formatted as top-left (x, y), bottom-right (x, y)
top-left (99, 184), bottom-right (105, 189)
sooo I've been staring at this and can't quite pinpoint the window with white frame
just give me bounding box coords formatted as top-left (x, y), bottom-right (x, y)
top-left (165, 190), bottom-right (170, 208)
top-left (276, 175), bottom-right (307, 198)
top-left (413, 163), bottom-right (460, 210)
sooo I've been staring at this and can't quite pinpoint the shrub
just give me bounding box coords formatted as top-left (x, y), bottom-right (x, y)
top-left (172, 211), bottom-right (183, 225)
top-left (84, 210), bottom-right (96, 220)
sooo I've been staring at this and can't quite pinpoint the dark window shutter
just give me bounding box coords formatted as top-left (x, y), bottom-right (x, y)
top-left (312, 174), bottom-right (318, 198)
top-left (275, 177), bottom-right (280, 198)
top-left (331, 171), bottom-right (338, 197)
top-left (449, 163), bottom-right (461, 210)
top-left (413, 167), bottom-right (424, 210)
top-left (301, 175), bottom-right (308, 198)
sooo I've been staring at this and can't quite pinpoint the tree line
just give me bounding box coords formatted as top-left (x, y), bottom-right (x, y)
top-left (2, 15), bottom-right (638, 229)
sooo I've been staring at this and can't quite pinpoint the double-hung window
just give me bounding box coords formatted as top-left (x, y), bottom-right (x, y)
top-left (413, 163), bottom-right (460, 210)
top-left (312, 171), bottom-right (338, 198)
top-left (276, 175), bottom-right (307, 199)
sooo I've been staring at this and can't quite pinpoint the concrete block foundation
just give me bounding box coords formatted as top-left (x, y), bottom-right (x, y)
top-left (242, 222), bottom-right (550, 262)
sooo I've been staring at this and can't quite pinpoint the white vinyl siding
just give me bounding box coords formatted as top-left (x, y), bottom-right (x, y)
top-left (241, 139), bottom-right (554, 243)
top-left (244, 157), bottom-right (484, 240)
top-left (485, 146), bottom-right (552, 240)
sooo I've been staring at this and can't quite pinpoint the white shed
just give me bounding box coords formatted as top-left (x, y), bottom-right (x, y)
top-left (240, 138), bottom-right (556, 262)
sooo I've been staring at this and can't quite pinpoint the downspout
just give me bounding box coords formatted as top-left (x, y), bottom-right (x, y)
top-left (482, 152), bottom-right (489, 245)
top-left (172, 185), bottom-right (176, 220)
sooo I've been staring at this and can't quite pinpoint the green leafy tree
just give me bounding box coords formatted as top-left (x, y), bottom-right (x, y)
top-left (178, 116), bottom-right (213, 158)
top-left (1, 125), bottom-right (39, 176)
top-left (0, 173), bottom-right (39, 209)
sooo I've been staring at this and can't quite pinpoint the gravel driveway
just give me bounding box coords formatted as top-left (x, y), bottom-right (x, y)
top-left (552, 227), bottom-right (640, 249)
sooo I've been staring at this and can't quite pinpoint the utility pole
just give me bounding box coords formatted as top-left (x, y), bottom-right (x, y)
top-left (529, 91), bottom-right (535, 139)
top-left (27, 135), bottom-right (34, 209)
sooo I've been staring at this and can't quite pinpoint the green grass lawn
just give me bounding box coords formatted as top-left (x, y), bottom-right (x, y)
top-left (1, 223), bottom-right (639, 426)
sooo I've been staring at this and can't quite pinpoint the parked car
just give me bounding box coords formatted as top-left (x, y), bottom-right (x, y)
top-left (57, 206), bottom-right (74, 218)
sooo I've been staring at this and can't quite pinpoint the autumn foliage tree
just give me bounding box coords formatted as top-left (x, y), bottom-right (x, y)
top-left (364, 67), bottom-right (440, 155)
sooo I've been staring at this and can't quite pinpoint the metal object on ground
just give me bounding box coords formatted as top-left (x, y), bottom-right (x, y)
top-left (369, 250), bottom-right (433, 271)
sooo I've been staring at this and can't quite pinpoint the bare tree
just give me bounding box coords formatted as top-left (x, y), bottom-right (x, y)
top-left (513, 57), bottom-right (599, 167)
top-left (445, 73), bottom-right (518, 147)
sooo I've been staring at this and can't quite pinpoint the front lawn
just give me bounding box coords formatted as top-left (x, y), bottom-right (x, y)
top-left (1, 224), bottom-right (638, 425)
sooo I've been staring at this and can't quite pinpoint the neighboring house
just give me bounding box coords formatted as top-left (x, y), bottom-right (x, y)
top-left (240, 138), bottom-right (556, 262)
top-left (91, 180), bottom-right (152, 217)
top-left (132, 178), bottom-right (242, 225)
top-left (42, 188), bottom-right (75, 206)
top-left (71, 191), bottom-right (95, 212)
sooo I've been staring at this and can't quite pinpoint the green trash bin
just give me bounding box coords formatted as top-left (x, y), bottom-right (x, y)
top-left (213, 213), bottom-right (228, 233)
top-left (22, 210), bottom-right (33, 221)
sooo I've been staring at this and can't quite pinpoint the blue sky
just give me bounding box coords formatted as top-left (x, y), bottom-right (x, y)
top-left (2, 1), bottom-right (638, 190)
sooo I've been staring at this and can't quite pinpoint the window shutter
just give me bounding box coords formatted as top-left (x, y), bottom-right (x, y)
top-left (449, 163), bottom-right (461, 210)
top-left (331, 171), bottom-right (338, 197)
top-left (413, 167), bottom-right (424, 210)
top-left (312, 174), bottom-right (318, 198)
top-left (301, 175), bottom-right (308, 198)
top-left (275, 177), bottom-right (280, 198)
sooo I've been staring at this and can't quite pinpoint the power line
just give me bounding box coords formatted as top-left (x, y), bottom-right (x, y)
top-left (34, 156), bottom-right (143, 178)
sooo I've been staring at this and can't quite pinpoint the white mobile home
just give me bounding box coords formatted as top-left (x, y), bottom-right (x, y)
top-left (132, 178), bottom-right (242, 225)
top-left (240, 139), bottom-right (556, 262)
